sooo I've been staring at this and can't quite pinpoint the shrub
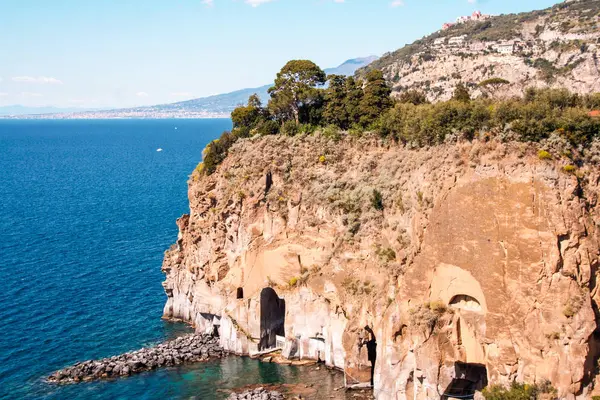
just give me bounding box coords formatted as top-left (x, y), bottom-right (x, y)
top-left (298, 123), bottom-right (317, 135)
top-left (376, 246), bottom-right (396, 263)
top-left (281, 121), bottom-right (299, 136)
top-left (399, 90), bottom-right (429, 105)
top-left (342, 277), bottom-right (374, 296)
top-left (321, 125), bottom-right (341, 141)
top-left (563, 293), bottom-right (584, 318)
top-left (319, 155), bottom-right (327, 164)
top-left (427, 301), bottom-right (447, 313)
top-left (254, 119), bottom-right (279, 135)
top-left (416, 191), bottom-right (424, 205)
top-left (482, 382), bottom-right (557, 400)
top-left (409, 302), bottom-right (447, 331)
top-left (201, 130), bottom-right (239, 175)
top-left (371, 189), bottom-right (384, 211)
top-left (563, 164), bottom-right (577, 173)
top-left (538, 150), bottom-right (552, 160)
top-left (289, 277), bottom-right (299, 287)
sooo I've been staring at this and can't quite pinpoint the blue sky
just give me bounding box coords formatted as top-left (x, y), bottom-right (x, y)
top-left (0, 0), bottom-right (559, 108)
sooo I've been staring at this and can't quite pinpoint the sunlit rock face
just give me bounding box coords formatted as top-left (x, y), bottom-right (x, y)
top-left (162, 134), bottom-right (600, 399)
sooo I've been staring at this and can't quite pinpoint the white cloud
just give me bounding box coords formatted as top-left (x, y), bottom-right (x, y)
top-left (12, 76), bottom-right (63, 84)
top-left (136, 91), bottom-right (149, 97)
top-left (0, 92), bottom-right (8, 96)
top-left (245, 0), bottom-right (274, 7)
top-left (21, 92), bottom-right (43, 97)
top-left (468, 0), bottom-right (477, 3)
top-left (333, 0), bottom-right (345, 3)
top-left (202, 0), bottom-right (214, 6)
top-left (170, 92), bottom-right (193, 97)
top-left (390, 0), bottom-right (404, 7)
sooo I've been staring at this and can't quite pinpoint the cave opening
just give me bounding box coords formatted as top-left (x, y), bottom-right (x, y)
top-left (259, 287), bottom-right (285, 351)
top-left (236, 287), bottom-right (244, 299)
top-left (449, 295), bottom-right (482, 312)
top-left (442, 362), bottom-right (487, 400)
top-left (361, 326), bottom-right (377, 387)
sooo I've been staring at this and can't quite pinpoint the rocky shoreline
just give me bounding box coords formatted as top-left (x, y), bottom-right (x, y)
top-left (48, 334), bottom-right (223, 384)
top-left (227, 387), bottom-right (285, 400)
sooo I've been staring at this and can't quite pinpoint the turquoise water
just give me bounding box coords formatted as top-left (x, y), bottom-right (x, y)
top-left (0, 120), bottom-right (348, 399)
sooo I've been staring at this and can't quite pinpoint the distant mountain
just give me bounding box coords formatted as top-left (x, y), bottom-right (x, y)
top-left (137, 56), bottom-right (380, 115)
top-left (5, 56), bottom-right (378, 120)
top-left (324, 56), bottom-right (379, 76)
top-left (0, 105), bottom-right (97, 116)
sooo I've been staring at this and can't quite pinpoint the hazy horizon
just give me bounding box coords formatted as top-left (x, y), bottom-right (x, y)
top-left (1, 0), bottom-right (558, 109)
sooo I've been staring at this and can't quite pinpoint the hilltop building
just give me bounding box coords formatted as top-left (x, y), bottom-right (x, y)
top-left (442, 10), bottom-right (492, 30)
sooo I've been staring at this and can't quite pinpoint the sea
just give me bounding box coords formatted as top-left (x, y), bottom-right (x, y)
top-left (0, 120), bottom-right (347, 400)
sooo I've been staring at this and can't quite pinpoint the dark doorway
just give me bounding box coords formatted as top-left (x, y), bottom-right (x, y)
top-left (236, 287), bottom-right (244, 299)
top-left (442, 363), bottom-right (487, 399)
top-left (360, 326), bottom-right (377, 387)
top-left (259, 287), bottom-right (285, 351)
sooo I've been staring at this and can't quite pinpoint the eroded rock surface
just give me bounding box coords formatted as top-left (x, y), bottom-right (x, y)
top-left (162, 134), bottom-right (600, 399)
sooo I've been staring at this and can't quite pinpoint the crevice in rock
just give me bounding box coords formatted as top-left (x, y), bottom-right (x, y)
top-left (265, 171), bottom-right (273, 195)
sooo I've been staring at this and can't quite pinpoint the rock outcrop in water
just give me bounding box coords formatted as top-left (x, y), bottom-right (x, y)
top-left (227, 387), bottom-right (285, 400)
top-left (162, 133), bottom-right (600, 399)
top-left (48, 334), bottom-right (222, 384)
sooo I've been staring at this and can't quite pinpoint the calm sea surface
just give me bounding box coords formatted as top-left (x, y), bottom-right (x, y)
top-left (0, 120), bottom-right (347, 400)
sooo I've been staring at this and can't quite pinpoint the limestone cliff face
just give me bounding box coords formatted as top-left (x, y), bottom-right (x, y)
top-left (162, 134), bottom-right (600, 399)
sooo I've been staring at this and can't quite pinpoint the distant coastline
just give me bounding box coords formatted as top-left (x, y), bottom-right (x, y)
top-left (0, 112), bottom-right (231, 120)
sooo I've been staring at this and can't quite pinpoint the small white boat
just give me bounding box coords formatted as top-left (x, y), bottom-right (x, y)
top-left (156, 148), bottom-right (163, 152)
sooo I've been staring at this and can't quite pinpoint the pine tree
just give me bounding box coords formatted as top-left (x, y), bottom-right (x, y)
top-left (358, 70), bottom-right (392, 127)
top-left (268, 60), bottom-right (326, 125)
top-left (323, 74), bottom-right (350, 128)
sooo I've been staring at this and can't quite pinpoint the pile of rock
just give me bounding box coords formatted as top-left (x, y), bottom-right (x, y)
top-left (227, 387), bottom-right (285, 400)
top-left (48, 334), bottom-right (222, 384)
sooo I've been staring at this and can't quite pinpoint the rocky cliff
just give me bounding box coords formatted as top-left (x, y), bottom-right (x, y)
top-left (359, 0), bottom-right (600, 102)
top-left (162, 133), bottom-right (600, 399)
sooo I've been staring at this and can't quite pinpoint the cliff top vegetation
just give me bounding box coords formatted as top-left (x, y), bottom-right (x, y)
top-left (196, 58), bottom-right (600, 176)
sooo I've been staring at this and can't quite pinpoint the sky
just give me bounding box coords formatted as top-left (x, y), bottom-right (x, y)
top-left (0, 0), bottom-right (560, 109)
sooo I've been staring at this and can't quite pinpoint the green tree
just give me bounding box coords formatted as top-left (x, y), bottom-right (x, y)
top-left (452, 82), bottom-right (471, 102)
top-left (478, 78), bottom-right (510, 97)
top-left (344, 76), bottom-right (364, 127)
top-left (323, 74), bottom-right (350, 128)
top-left (398, 90), bottom-right (429, 105)
top-left (230, 94), bottom-right (269, 137)
top-left (358, 69), bottom-right (393, 127)
top-left (268, 60), bottom-right (326, 125)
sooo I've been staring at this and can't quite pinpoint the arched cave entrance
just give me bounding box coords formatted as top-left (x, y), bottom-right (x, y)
top-left (259, 287), bottom-right (285, 351)
top-left (442, 362), bottom-right (488, 400)
top-left (449, 295), bottom-right (482, 312)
